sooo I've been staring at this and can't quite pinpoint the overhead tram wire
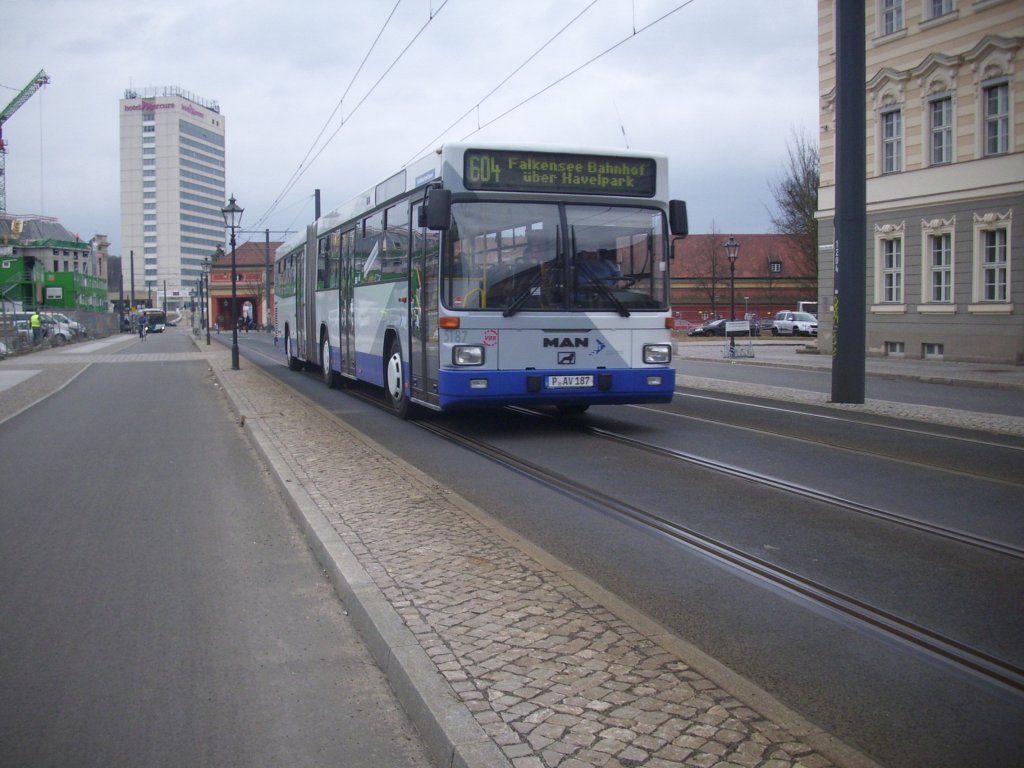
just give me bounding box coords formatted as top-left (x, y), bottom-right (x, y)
top-left (403, 0), bottom-right (601, 167)
top-left (248, 0), bottom-right (688, 234)
top-left (250, 0), bottom-right (403, 233)
top-left (249, 0), bottom-right (451, 233)
top-left (460, 0), bottom-right (698, 142)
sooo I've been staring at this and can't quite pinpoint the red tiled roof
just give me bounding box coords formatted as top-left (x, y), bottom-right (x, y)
top-left (671, 233), bottom-right (813, 279)
top-left (211, 240), bottom-right (283, 267)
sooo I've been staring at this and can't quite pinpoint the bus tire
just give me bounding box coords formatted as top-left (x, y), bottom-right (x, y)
top-left (286, 334), bottom-right (302, 371)
top-left (385, 338), bottom-right (411, 419)
top-left (321, 335), bottom-right (339, 388)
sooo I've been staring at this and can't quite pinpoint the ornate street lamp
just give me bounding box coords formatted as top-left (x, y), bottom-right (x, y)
top-left (723, 237), bottom-right (740, 349)
top-left (221, 196), bottom-right (244, 369)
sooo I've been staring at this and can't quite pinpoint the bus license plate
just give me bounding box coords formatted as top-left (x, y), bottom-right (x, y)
top-left (546, 374), bottom-right (594, 389)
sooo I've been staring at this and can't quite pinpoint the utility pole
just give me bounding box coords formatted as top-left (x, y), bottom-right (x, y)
top-left (831, 1), bottom-right (867, 404)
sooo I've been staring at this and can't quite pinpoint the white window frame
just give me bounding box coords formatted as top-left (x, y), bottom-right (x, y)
top-left (923, 0), bottom-right (954, 22)
top-left (929, 233), bottom-right (953, 303)
top-left (883, 239), bottom-right (903, 303)
top-left (970, 211), bottom-right (1012, 314)
top-left (928, 95), bottom-right (953, 165)
top-left (881, 108), bottom-right (903, 173)
top-left (881, 0), bottom-right (905, 36)
top-left (919, 217), bottom-right (956, 311)
top-left (873, 222), bottom-right (907, 312)
top-left (983, 80), bottom-right (1010, 156)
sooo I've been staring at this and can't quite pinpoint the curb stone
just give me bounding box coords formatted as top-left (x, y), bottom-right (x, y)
top-left (197, 337), bottom-right (882, 768)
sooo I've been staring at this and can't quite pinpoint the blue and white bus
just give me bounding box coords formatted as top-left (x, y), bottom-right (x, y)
top-left (275, 143), bottom-right (688, 417)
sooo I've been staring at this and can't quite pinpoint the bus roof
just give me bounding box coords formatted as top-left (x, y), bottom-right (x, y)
top-left (283, 143), bottom-right (673, 253)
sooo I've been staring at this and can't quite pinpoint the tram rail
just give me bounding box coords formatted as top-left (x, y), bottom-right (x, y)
top-left (286, 363), bottom-right (1024, 697)
top-left (412, 414), bottom-right (1024, 696)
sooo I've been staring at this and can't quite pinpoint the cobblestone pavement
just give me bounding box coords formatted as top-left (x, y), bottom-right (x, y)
top-left (202, 343), bottom-right (878, 768)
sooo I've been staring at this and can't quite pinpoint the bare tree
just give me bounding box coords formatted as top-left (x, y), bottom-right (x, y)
top-left (768, 130), bottom-right (819, 276)
top-left (693, 223), bottom-right (725, 319)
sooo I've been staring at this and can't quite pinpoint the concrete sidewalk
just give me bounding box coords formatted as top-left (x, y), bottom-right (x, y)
top-left (676, 338), bottom-right (1024, 391)
top-left (201, 338), bottom-right (879, 768)
top-left (675, 339), bottom-right (1024, 437)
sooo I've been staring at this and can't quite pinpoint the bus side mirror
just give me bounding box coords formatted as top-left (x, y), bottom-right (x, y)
top-left (669, 200), bottom-right (688, 238)
top-left (421, 188), bottom-right (452, 231)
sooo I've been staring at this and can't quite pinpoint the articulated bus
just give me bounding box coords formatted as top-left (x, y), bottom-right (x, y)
top-left (275, 143), bottom-right (688, 417)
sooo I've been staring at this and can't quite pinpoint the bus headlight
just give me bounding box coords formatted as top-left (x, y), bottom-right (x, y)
top-left (643, 344), bottom-right (672, 364)
top-left (453, 345), bottom-right (484, 366)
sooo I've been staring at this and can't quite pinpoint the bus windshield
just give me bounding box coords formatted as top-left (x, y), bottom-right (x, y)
top-left (143, 309), bottom-right (166, 330)
top-left (443, 201), bottom-right (669, 314)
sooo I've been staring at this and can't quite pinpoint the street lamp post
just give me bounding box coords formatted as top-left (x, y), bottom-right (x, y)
top-left (203, 254), bottom-right (213, 346)
top-left (723, 237), bottom-right (740, 350)
top-left (222, 195), bottom-right (244, 370)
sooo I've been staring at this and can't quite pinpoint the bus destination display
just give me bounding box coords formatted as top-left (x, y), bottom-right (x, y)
top-left (464, 149), bottom-right (656, 197)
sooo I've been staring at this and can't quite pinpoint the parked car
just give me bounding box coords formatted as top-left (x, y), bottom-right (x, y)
top-left (45, 312), bottom-right (85, 338)
top-left (12, 319), bottom-right (33, 344)
top-left (39, 315), bottom-right (73, 344)
top-left (687, 319), bottom-right (727, 336)
top-left (772, 311), bottom-right (818, 336)
top-left (687, 318), bottom-right (753, 337)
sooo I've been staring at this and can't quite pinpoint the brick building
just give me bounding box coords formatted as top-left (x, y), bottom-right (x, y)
top-left (670, 233), bottom-right (815, 326)
top-left (205, 239), bottom-right (280, 330)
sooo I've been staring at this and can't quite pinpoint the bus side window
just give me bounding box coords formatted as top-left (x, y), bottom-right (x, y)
top-left (383, 204), bottom-right (409, 282)
top-left (317, 238), bottom-right (328, 289)
top-left (356, 212), bottom-right (383, 284)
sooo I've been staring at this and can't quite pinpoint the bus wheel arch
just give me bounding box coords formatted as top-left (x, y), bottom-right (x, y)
top-left (384, 332), bottom-right (411, 419)
top-left (285, 324), bottom-right (302, 371)
top-left (320, 328), bottom-right (339, 388)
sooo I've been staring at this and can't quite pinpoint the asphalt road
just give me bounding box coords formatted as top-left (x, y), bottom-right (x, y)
top-left (0, 333), bottom-right (431, 768)
top-left (231, 329), bottom-right (1024, 768)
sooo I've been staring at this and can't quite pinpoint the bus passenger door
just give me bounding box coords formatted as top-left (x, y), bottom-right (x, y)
top-left (303, 224), bottom-right (320, 362)
top-left (294, 244), bottom-right (305, 358)
top-left (409, 201), bottom-right (440, 406)
top-left (294, 223), bottom-right (317, 362)
top-left (341, 229), bottom-right (355, 377)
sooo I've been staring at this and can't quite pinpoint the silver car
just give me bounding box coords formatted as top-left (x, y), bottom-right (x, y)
top-left (771, 311), bottom-right (818, 336)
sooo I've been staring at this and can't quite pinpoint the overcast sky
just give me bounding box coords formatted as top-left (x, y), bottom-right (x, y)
top-left (2, 0), bottom-right (818, 255)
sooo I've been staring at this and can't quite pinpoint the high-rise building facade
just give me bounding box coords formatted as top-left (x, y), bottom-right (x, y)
top-left (119, 86), bottom-right (226, 309)
top-left (816, 1), bottom-right (1023, 364)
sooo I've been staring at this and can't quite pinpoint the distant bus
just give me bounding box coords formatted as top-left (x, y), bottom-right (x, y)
top-left (797, 301), bottom-right (818, 317)
top-left (275, 142), bottom-right (689, 417)
top-left (142, 308), bottom-right (167, 333)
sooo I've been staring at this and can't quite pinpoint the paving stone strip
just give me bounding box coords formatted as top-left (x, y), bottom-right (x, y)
top-left (208, 346), bottom-right (876, 768)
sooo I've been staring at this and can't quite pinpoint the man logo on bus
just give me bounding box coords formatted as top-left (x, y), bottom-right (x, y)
top-left (543, 337), bottom-right (589, 348)
top-left (558, 351), bottom-right (575, 365)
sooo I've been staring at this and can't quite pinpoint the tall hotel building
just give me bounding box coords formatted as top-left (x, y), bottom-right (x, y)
top-left (119, 86), bottom-right (226, 308)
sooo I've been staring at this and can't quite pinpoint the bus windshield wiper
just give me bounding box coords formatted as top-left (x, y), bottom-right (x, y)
top-left (576, 263), bottom-right (631, 317)
top-left (503, 269), bottom-right (544, 317)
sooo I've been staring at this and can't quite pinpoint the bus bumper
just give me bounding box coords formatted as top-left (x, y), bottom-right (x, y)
top-left (435, 367), bottom-right (675, 409)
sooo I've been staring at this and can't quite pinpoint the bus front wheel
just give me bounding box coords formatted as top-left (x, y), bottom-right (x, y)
top-left (286, 334), bottom-right (302, 371)
top-left (385, 338), bottom-right (411, 419)
top-left (321, 336), bottom-right (339, 388)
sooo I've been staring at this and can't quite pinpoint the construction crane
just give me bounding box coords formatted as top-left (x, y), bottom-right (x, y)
top-left (0, 68), bottom-right (51, 215)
